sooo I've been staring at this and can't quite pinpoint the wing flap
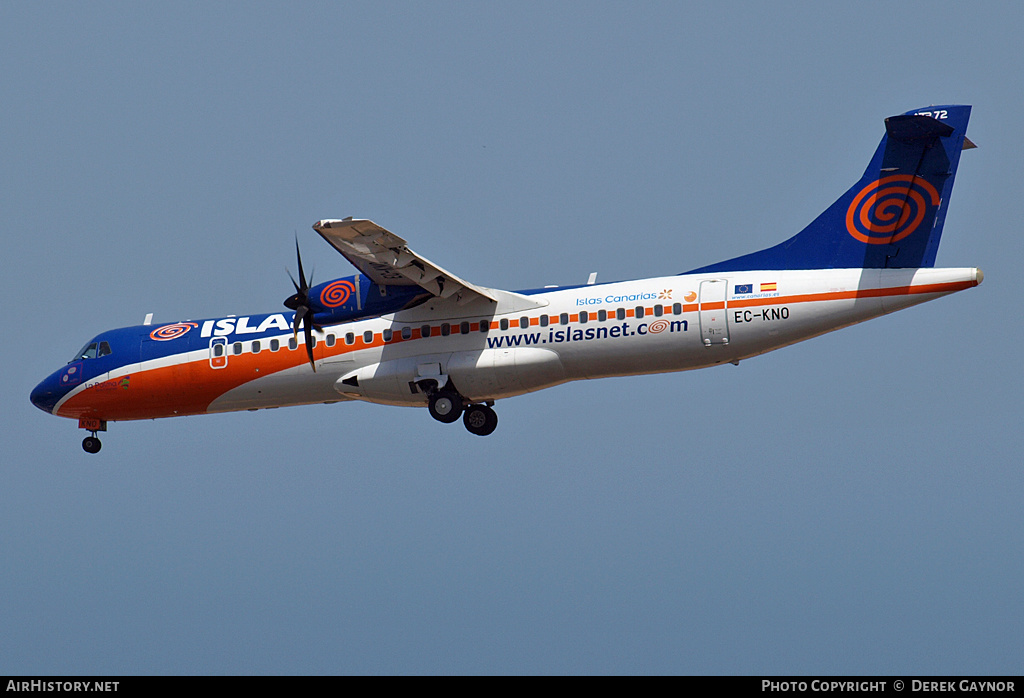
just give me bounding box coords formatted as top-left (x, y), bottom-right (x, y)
top-left (313, 218), bottom-right (498, 305)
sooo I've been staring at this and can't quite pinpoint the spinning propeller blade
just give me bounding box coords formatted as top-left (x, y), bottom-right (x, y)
top-left (282, 239), bottom-right (320, 372)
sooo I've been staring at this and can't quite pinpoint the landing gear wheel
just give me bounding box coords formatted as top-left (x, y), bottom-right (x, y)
top-left (82, 436), bottom-right (102, 454)
top-left (428, 391), bottom-right (463, 423)
top-left (463, 404), bottom-right (498, 436)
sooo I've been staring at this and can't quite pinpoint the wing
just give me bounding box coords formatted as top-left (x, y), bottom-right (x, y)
top-left (313, 218), bottom-right (498, 306)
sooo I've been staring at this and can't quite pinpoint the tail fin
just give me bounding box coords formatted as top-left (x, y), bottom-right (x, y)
top-left (687, 105), bottom-right (973, 273)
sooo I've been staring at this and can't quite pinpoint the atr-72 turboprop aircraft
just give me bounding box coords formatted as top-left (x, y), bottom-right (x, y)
top-left (32, 105), bottom-right (981, 453)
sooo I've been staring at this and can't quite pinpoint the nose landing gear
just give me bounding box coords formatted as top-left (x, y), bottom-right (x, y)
top-left (78, 418), bottom-right (106, 454)
top-left (82, 435), bottom-right (102, 454)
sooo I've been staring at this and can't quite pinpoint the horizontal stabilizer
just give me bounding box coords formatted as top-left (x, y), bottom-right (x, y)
top-left (885, 114), bottom-right (954, 142)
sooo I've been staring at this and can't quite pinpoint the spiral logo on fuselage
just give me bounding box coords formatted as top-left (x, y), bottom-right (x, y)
top-left (321, 279), bottom-right (356, 308)
top-left (647, 319), bottom-right (670, 334)
top-left (846, 175), bottom-right (940, 245)
top-left (150, 322), bottom-right (199, 341)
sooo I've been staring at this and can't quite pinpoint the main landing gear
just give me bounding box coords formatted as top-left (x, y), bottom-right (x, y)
top-left (424, 386), bottom-right (499, 436)
top-left (462, 403), bottom-right (498, 437)
top-left (427, 391), bottom-right (463, 423)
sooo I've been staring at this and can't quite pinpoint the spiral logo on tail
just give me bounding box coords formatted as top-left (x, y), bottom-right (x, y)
top-left (647, 320), bottom-right (670, 334)
top-left (321, 279), bottom-right (356, 308)
top-left (150, 322), bottom-right (199, 341)
top-left (846, 175), bottom-right (940, 245)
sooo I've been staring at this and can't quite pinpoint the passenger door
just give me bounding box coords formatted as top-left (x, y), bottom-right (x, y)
top-left (699, 279), bottom-right (730, 346)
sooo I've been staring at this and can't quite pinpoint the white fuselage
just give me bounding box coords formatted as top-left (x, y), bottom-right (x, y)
top-left (201, 267), bottom-right (979, 414)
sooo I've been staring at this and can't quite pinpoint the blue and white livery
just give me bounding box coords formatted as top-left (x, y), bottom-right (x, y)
top-left (31, 106), bottom-right (982, 452)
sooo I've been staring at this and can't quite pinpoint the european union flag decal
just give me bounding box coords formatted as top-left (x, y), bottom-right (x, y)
top-left (734, 284), bottom-right (753, 294)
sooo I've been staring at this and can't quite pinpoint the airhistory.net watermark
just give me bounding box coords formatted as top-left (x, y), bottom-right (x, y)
top-left (6, 682), bottom-right (118, 692)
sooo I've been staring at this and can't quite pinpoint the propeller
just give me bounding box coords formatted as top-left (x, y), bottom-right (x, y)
top-left (283, 239), bottom-right (321, 372)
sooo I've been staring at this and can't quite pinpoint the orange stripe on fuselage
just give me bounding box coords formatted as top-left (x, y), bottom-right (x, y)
top-left (727, 279), bottom-right (977, 309)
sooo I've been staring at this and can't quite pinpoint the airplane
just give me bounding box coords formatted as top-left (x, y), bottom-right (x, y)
top-left (31, 105), bottom-right (981, 453)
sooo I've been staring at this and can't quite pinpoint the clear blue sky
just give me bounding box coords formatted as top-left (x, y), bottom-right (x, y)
top-left (2, 2), bottom-right (1021, 675)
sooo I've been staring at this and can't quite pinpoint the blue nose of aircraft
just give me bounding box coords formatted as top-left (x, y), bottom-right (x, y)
top-left (30, 373), bottom-right (62, 414)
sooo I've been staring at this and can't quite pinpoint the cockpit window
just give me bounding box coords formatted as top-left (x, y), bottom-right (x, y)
top-left (74, 342), bottom-right (99, 361)
top-left (71, 340), bottom-right (113, 362)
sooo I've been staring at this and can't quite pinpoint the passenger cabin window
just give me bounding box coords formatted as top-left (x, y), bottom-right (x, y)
top-left (232, 342), bottom-right (242, 355)
top-left (673, 303), bottom-right (682, 315)
top-left (441, 323), bottom-right (451, 336)
top-left (500, 318), bottom-right (509, 331)
top-left (540, 315), bottom-right (549, 327)
top-left (616, 308), bottom-right (626, 320)
top-left (288, 338), bottom-right (297, 350)
top-left (346, 332), bottom-right (355, 345)
top-left (519, 317), bottom-right (529, 329)
top-left (598, 309), bottom-right (607, 322)
top-left (461, 321), bottom-right (470, 334)
top-left (383, 329), bottom-right (393, 342)
top-left (402, 326), bottom-right (412, 340)
top-left (579, 311), bottom-right (588, 324)
top-left (635, 306), bottom-right (645, 319)
top-left (560, 313), bottom-right (568, 325)
top-left (252, 340), bottom-right (261, 354)
top-left (363, 330), bottom-right (373, 344)
top-left (270, 339), bottom-right (280, 352)
top-left (213, 343), bottom-right (225, 357)
top-left (654, 305), bottom-right (663, 317)
top-left (326, 334), bottom-right (336, 347)
top-left (421, 325), bottom-right (432, 338)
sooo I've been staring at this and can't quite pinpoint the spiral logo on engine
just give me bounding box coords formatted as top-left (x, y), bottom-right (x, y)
top-left (150, 322), bottom-right (199, 341)
top-left (846, 175), bottom-right (940, 245)
top-left (647, 319), bottom-right (670, 334)
top-left (321, 279), bottom-right (356, 308)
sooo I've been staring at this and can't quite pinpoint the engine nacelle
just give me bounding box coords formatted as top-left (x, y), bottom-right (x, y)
top-left (308, 274), bottom-right (429, 327)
